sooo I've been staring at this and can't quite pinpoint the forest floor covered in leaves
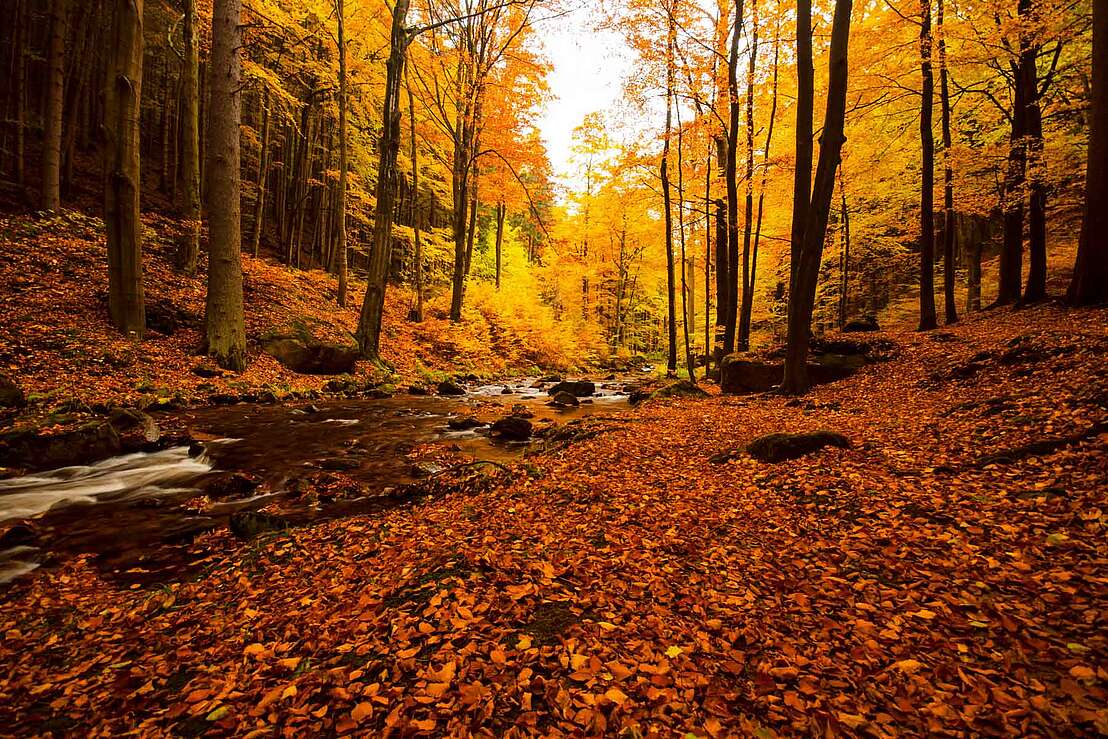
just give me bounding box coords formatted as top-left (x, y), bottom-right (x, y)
top-left (0, 209), bottom-right (589, 432)
top-left (0, 303), bottom-right (1104, 736)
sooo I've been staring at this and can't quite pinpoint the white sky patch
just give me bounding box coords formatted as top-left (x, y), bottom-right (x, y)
top-left (533, 0), bottom-right (633, 192)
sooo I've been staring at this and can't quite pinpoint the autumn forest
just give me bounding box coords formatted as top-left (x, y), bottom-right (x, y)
top-left (0, 0), bottom-right (1105, 734)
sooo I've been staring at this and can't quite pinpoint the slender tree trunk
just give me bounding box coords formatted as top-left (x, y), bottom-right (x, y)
top-left (205, 0), bottom-right (246, 371)
top-left (250, 88), bottom-right (270, 256)
top-left (42, 0), bottom-right (68, 211)
top-left (838, 164), bottom-right (850, 326)
top-left (176, 0), bottom-right (201, 274)
top-left (661, 9), bottom-right (678, 374)
top-left (703, 145), bottom-right (712, 366)
top-left (918, 0), bottom-right (938, 330)
top-left (997, 47), bottom-right (1027, 306)
top-left (737, 0), bottom-right (759, 350)
top-left (967, 232), bottom-right (982, 311)
top-left (407, 69), bottom-right (423, 321)
top-left (723, 0), bottom-right (744, 355)
top-left (782, 0), bottom-right (852, 394)
top-left (13, 0), bottom-right (27, 188)
top-left (103, 0), bottom-right (144, 337)
top-left (1021, 0), bottom-right (1047, 303)
top-left (938, 0), bottom-right (957, 323)
top-left (751, 21), bottom-right (779, 336)
top-left (1068, 0), bottom-right (1108, 304)
top-left (355, 0), bottom-right (411, 357)
top-left (335, 0), bottom-right (349, 306)
top-left (494, 201), bottom-right (505, 289)
top-left (675, 90), bottom-right (695, 381)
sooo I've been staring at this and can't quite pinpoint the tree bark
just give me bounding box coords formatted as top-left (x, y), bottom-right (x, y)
top-left (937, 0), bottom-right (957, 323)
top-left (355, 0), bottom-right (411, 358)
top-left (250, 88), bottom-right (270, 256)
top-left (661, 9), bottom-right (678, 374)
top-left (782, 0), bottom-right (852, 394)
top-left (42, 0), bottom-right (68, 211)
top-left (918, 0), bottom-right (938, 330)
top-left (751, 21), bottom-right (779, 335)
top-left (205, 0), bottom-right (247, 371)
top-left (1021, 0), bottom-right (1047, 303)
top-left (723, 0), bottom-right (744, 355)
top-left (103, 0), bottom-right (145, 337)
top-left (494, 201), bottom-right (505, 289)
top-left (1068, 0), bottom-right (1108, 304)
top-left (737, 0), bottom-right (759, 350)
top-left (789, 0), bottom-right (814, 286)
top-left (407, 70), bottom-right (424, 321)
top-left (176, 0), bottom-right (201, 274)
top-left (335, 0), bottom-right (349, 306)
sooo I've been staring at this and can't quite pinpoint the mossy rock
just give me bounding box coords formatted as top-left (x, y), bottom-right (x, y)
top-left (746, 430), bottom-right (851, 462)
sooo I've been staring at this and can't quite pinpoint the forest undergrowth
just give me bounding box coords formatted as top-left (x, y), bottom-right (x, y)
top-left (0, 208), bottom-right (599, 430)
top-left (1, 302), bottom-right (1104, 736)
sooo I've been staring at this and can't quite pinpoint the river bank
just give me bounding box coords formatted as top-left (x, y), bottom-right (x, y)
top-left (1, 303), bottom-right (1105, 736)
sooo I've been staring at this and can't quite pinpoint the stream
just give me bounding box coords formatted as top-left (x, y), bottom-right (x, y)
top-left (0, 377), bottom-right (636, 588)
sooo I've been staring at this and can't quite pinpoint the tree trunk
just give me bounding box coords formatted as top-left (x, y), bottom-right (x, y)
top-left (1068, 0), bottom-right (1108, 304)
top-left (205, 0), bottom-right (247, 371)
top-left (1021, 0), bottom-right (1047, 303)
top-left (176, 0), bottom-right (201, 274)
top-left (937, 0), bottom-right (957, 323)
top-left (250, 88), bottom-right (270, 256)
top-left (737, 0), bottom-right (759, 350)
top-left (751, 21), bottom-right (779, 335)
top-left (355, 0), bottom-right (410, 358)
top-left (723, 0), bottom-right (744, 355)
top-left (838, 166), bottom-right (850, 327)
top-left (42, 0), bottom-right (68, 211)
top-left (13, 0), bottom-right (27, 188)
top-left (103, 0), bottom-right (144, 337)
top-left (782, 0), bottom-right (852, 394)
top-left (335, 0), bottom-right (349, 306)
top-left (661, 9), bottom-right (678, 374)
top-left (918, 0), bottom-right (938, 330)
top-left (790, 0), bottom-right (814, 285)
top-left (407, 69), bottom-right (423, 321)
top-left (494, 201), bottom-right (505, 289)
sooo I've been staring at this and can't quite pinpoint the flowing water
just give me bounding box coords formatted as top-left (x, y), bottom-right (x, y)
top-left (0, 378), bottom-right (635, 587)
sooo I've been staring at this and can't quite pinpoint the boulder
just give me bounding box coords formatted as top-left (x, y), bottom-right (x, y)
top-left (108, 407), bottom-right (161, 452)
top-left (648, 379), bottom-right (709, 401)
top-left (548, 380), bottom-right (595, 397)
top-left (842, 315), bottom-right (880, 332)
top-left (447, 415), bottom-right (485, 430)
top-left (491, 416), bottom-right (533, 441)
top-left (145, 298), bottom-right (199, 336)
top-left (203, 472), bottom-right (261, 499)
top-left (436, 379), bottom-right (466, 396)
top-left (408, 385), bottom-right (431, 396)
top-left (720, 357), bottom-right (783, 394)
top-left (191, 361), bottom-right (223, 378)
top-left (550, 391), bottom-right (580, 407)
top-left (0, 374), bottom-right (26, 408)
top-left (0, 421), bottom-right (121, 471)
top-left (509, 404), bottom-right (534, 419)
top-left (229, 511), bottom-right (290, 540)
top-left (263, 337), bottom-right (359, 375)
top-left (720, 354), bottom-right (864, 395)
top-left (746, 430), bottom-right (851, 462)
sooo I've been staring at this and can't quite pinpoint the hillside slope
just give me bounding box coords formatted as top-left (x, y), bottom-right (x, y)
top-left (0, 209), bottom-right (597, 419)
